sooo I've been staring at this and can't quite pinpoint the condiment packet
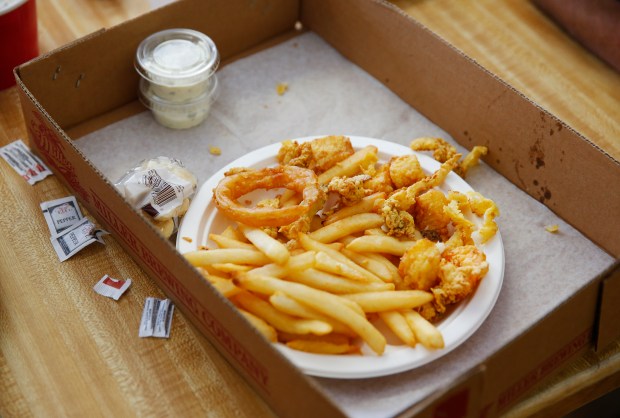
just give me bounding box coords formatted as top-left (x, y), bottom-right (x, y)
top-left (40, 196), bottom-right (84, 237)
top-left (93, 274), bottom-right (132, 300)
top-left (0, 139), bottom-right (52, 185)
top-left (139, 297), bottom-right (174, 338)
top-left (51, 218), bottom-right (109, 262)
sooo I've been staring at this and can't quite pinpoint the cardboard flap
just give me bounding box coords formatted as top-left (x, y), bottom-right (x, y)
top-left (596, 262), bottom-right (620, 350)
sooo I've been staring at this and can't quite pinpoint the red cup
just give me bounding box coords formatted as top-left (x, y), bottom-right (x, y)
top-left (0, 0), bottom-right (39, 90)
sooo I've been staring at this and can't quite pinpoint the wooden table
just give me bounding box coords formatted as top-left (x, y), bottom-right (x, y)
top-left (1, 1), bottom-right (618, 417)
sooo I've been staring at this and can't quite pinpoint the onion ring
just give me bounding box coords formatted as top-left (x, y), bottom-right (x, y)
top-left (213, 165), bottom-right (324, 227)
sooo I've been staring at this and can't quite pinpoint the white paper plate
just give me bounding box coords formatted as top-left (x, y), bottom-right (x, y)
top-left (177, 136), bottom-right (504, 379)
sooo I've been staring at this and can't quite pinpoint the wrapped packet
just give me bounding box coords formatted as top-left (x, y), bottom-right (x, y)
top-left (51, 218), bottom-right (109, 262)
top-left (0, 139), bottom-right (52, 185)
top-left (40, 196), bottom-right (84, 237)
top-left (115, 157), bottom-right (197, 238)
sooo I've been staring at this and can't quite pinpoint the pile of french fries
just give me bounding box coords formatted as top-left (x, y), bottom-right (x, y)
top-left (184, 211), bottom-right (445, 357)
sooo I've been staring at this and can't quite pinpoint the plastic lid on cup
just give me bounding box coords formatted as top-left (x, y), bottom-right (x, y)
top-left (135, 28), bottom-right (219, 87)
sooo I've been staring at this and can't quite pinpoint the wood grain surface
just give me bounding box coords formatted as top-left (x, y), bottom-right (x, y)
top-left (1, 0), bottom-right (618, 417)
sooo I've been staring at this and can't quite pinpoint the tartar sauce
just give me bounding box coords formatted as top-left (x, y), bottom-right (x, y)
top-left (135, 28), bottom-right (219, 129)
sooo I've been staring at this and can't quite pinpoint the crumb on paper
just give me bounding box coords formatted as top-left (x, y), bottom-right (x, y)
top-left (276, 82), bottom-right (289, 96)
top-left (199, 245), bottom-right (209, 250)
top-left (182, 236), bottom-right (193, 243)
top-left (210, 146), bottom-right (221, 156)
top-left (545, 224), bottom-right (559, 233)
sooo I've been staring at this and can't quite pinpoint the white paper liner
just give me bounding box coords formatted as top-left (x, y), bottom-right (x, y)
top-left (75, 32), bottom-right (614, 417)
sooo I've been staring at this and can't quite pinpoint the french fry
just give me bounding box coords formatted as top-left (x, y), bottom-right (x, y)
top-left (378, 311), bottom-right (416, 346)
top-left (341, 290), bottom-right (433, 312)
top-left (362, 252), bottom-right (401, 283)
top-left (346, 235), bottom-right (417, 256)
top-left (210, 263), bottom-right (254, 274)
top-left (208, 233), bottom-right (255, 249)
top-left (238, 223), bottom-right (290, 265)
top-left (403, 310), bottom-right (444, 349)
top-left (308, 213), bottom-right (384, 243)
top-left (314, 251), bottom-right (373, 282)
top-left (286, 338), bottom-right (355, 355)
top-left (233, 273), bottom-right (386, 355)
top-left (279, 332), bottom-right (357, 354)
top-left (340, 248), bottom-right (394, 283)
top-left (220, 225), bottom-right (248, 242)
top-left (205, 275), bottom-right (243, 298)
top-left (233, 291), bottom-right (332, 336)
top-left (269, 291), bottom-right (355, 335)
top-left (239, 309), bottom-right (278, 342)
top-left (185, 248), bottom-right (272, 266)
top-left (364, 227), bottom-right (388, 236)
top-left (248, 251), bottom-right (316, 278)
top-left (324, 192), bottom-right (385, 225)
top-left (288, 268), bottom-right (394, 294)
top-left (280, 192), bottom-right (302, 207)
top-left (317, 145), bottom-right (378, 184)
top-left (298, 233), bottom-right (383, 283)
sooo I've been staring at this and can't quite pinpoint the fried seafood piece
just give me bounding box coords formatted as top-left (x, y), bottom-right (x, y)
top-left (397, 238), bottom-right (441, 291)
top-left (411, 137), bottom-right (488, 179)
top-left (213, 165), bottom-right (325, 227)
top-left (381, 154), bottom-right (461, 238)
top-left (279, 212), bottom-right (314, 243)
top-left (422, 245), bottom-right (489, 320)
top-left (403, 153), bottom-right (460, 204)
top-left (446, 191), bottom-right (499, 244)
top-left (277, 135), bottom-right (354, 174)
top-left (381, 196), bottom-right (417, 238)
top-left (362, 163), bottom-right (393, 195)
top-left (410, 137), bottom-right (458, 163)
top-left (413, 189), bottom-right (450, 241)
top-left (466, 191), bottom-right (499, 243)
top-left (279, 190), bottom-right (327, 242)
top-left (326, 174), bottom-right (372, 206)
top-left (278, 140), bottom-right (314, 169)
top-left (388, 154), bottom-right (425, 189)
top-left (443, 199), bottom-right (475, 248)
top-left (455, 146), bottom-right (488, 178)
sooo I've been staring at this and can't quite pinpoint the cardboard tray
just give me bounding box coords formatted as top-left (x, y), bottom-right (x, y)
top-left (15, 0), bottom-right (620, 416)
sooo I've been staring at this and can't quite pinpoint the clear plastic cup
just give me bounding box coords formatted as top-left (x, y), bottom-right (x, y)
top-left (138, 74), bottom-right (219, 130)
top-left (135, 28), bottom-right (219, 103)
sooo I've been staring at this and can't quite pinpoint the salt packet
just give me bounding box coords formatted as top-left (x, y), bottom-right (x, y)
top-left (0, 139), bottom-right (52, 185)
top-left (51, 218), bottom-right (109, 262)
top-left (40, 196), bottom-right (84, 237)
top-left (139, 297), bottom-right (174, 338)
top-left (93, 274), bottom-right (132, 300)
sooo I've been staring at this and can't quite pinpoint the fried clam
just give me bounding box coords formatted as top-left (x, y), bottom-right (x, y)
top-left (410, 137), bottom-right (458, 163)
top-left (410, 136), bottom-right (488, 179)
top-left (277, 135), bottom-right (354, 174)
top-left (213, 166), bottom-right (325, 227)
top-left (326, 174), bottom-right (372, 206)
